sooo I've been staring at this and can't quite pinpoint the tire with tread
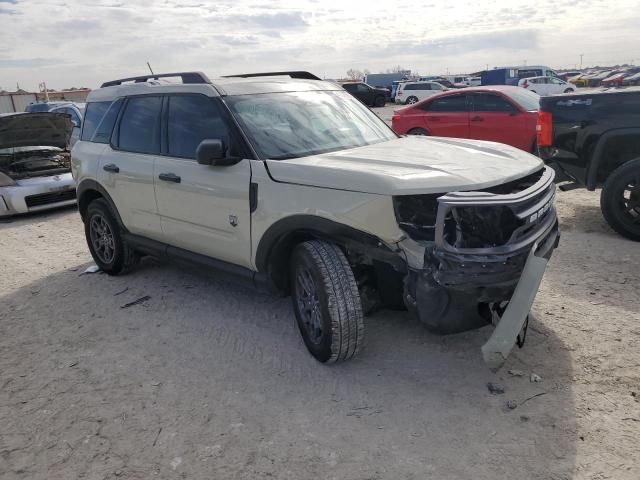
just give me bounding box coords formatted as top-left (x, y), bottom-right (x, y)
top-left (290, 240), bottom-right (364, 363)
top-left (85, 198), bottom-right (137, 275)
top-left (600, 158), bottom-right (640, 241)
top-left (405, 96), bottom-right (418, 105)
top-left (408, 128), bottom-right (429, 136)
top-left (373, 96), bottom-right (385, 107)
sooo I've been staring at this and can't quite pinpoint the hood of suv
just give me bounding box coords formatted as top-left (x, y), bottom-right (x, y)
top-left (265, 136), bottom-right (544, 195)
top-left (0, 112), bottom-right (73, 150)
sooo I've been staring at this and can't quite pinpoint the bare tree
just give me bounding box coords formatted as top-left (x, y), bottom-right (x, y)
top-left (346, 68), bottom-right (364, 81)
top-left (386, 65), bottom-right (409, 74)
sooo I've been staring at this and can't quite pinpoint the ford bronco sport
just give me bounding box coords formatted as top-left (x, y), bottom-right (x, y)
top-left (72, 71), bottom-right (560, 369)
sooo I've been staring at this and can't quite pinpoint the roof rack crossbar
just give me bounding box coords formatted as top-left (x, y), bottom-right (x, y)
top-left (222, 71), bottom-right (321, 81)
top-left (100, 71), bottom-right (211, 88)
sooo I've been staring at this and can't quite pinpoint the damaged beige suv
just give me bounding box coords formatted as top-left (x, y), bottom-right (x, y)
top-left (72, 71), bottom-right (559, 369)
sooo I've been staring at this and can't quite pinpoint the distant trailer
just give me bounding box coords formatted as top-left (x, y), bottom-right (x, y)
top-left (480, 65), bottom-right (559, 86)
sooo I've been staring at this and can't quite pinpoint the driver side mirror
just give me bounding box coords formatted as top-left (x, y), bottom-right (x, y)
top-left (196, 139), bottom-right (240, 166)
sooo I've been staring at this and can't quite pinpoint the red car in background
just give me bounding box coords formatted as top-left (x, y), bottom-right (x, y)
top-left (391, 86), bottom-right (540, 153)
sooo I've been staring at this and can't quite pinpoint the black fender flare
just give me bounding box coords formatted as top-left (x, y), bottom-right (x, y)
top-left (255, 215), bottom-right (406, 289)
top-left (76, 179), bottom-right (125, 228)
top-left (587, 127), bottom-right (640, 190)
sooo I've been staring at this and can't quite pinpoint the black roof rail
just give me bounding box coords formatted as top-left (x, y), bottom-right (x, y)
top-left (222, 71), bottom-right (321, 81)
top-left (100, 71), bottom-right (211, 88)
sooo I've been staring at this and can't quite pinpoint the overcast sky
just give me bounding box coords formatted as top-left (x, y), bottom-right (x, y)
top-left (1, 0), bottom-right (639, 91)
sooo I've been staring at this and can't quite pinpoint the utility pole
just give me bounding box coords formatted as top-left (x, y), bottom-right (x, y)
top-left (38, 81), bottom-right (49, 102)
top-left (580, 54), bottom-right (584, 69)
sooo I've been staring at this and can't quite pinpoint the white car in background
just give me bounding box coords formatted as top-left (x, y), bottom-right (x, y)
top-left (518, 76), bottom-right (576, 95)
top-left (467, 77), bottom-right (482, 86)
top-left (395, 81), bottom-right (447, 104)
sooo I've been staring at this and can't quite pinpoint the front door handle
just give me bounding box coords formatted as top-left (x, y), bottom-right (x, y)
top-left (471, 116), bottom-right (484, 122)
top-left (158, 173), bottom-right (181, 183)
top-left (103, 163), bottom-right (119, 173)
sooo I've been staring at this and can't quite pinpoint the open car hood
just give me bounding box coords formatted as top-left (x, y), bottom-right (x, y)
top-left (265, 136), bottom-right (544, 195)
top-left (0, 112), bottom-right (73, 150)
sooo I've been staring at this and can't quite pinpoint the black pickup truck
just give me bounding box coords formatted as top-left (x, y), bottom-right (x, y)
top-left (538, 88), bottom-right (640, 240)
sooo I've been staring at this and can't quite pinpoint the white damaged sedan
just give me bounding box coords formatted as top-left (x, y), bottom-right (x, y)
top-left (0, 112), bottom-right (76, 217)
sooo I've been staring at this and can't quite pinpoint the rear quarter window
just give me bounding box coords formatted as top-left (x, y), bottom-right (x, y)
top-left (81, 101), bottom-right (111, 141)
top-left (92, 99), bottom-right (123, 144)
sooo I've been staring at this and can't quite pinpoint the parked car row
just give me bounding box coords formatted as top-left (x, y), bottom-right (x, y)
top-left (5, 68), bottom-right (638, 371)
top-left (568, 67), bottom-right (640, 88)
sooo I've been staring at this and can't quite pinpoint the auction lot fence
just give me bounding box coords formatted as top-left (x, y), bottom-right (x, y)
top-left (0, 93), bottom-right (37, 113)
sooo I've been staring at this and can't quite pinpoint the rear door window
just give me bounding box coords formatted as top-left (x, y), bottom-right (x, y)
top-left (81, 101), bottom-right (111, 141)
top-left (472, 94), bottom-right (516, 112)
top-left (117, 96), bottom-right (162, 154)
top-left (167, 95), bottom-right (229, 159)
top-left (424, 95), bottom-right (468, 112)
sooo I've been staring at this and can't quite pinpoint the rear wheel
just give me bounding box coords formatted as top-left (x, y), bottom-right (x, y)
top-left (290, 240), bottom-right (364, 363)
top-left (373, 95), bottom-right (385, 107)
top-left (405, 96), bottom-right (418, 105)
top-left (600, 159), bottom-right (640, 241)
top-left (408, 128), bottom-right (429, 136)
top-left (85, 198), bottom-right (137, 274)
top-left (564, 88), bottom-right (573, 93)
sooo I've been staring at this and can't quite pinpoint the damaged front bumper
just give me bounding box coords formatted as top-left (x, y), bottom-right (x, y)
top-left (404, 166), bottom-right (560, 369)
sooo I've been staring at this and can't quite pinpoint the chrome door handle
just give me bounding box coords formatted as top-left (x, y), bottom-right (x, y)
top-left (158, 173), bottom-right (181, 183)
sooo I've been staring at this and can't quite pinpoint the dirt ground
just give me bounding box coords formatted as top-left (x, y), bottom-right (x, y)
top-left (1, 179), bottom-right (639, 478)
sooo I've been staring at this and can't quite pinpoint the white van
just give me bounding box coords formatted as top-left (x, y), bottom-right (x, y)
top-left (394, 81), bottom-right (447, 104)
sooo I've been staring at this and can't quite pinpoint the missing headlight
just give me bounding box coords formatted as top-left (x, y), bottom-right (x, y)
top-left (393, 194), bottom-right (440, 241)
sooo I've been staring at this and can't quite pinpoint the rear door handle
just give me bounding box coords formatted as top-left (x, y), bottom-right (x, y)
top-left (471, 116), bottom-right (484, 122)
top-left (103, 163), bottom-right (119, 173)
top-left (158, 173), bottom-right (181, 183)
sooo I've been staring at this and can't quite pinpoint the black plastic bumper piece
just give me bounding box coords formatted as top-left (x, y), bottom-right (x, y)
top-left (409, 218), bottom-right (560, 335)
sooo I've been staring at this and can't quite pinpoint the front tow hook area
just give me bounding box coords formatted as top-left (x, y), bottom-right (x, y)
top-left (481, 244), bottom-right (549, 371)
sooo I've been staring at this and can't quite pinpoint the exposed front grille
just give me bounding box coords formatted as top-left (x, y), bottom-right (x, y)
top-left (435, 167), bottom-right (557, 254)
top-left (25, 189), bottom-right (76, 208)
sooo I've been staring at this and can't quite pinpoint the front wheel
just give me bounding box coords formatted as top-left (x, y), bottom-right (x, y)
top-left (291, 241), bottom-right (364, 363)
top-left (408, 128), bottom-right (429, 136)
top-left (405, 96), bottom-right (418, 105)
top-left (85, 198), bottom-right (137, 274)
top-left (600, 158), bottom-right (640, 241)
top-left (373, 96), bottom-right (385, 107)
top-left (564, 88), bottom-right (574, 93)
